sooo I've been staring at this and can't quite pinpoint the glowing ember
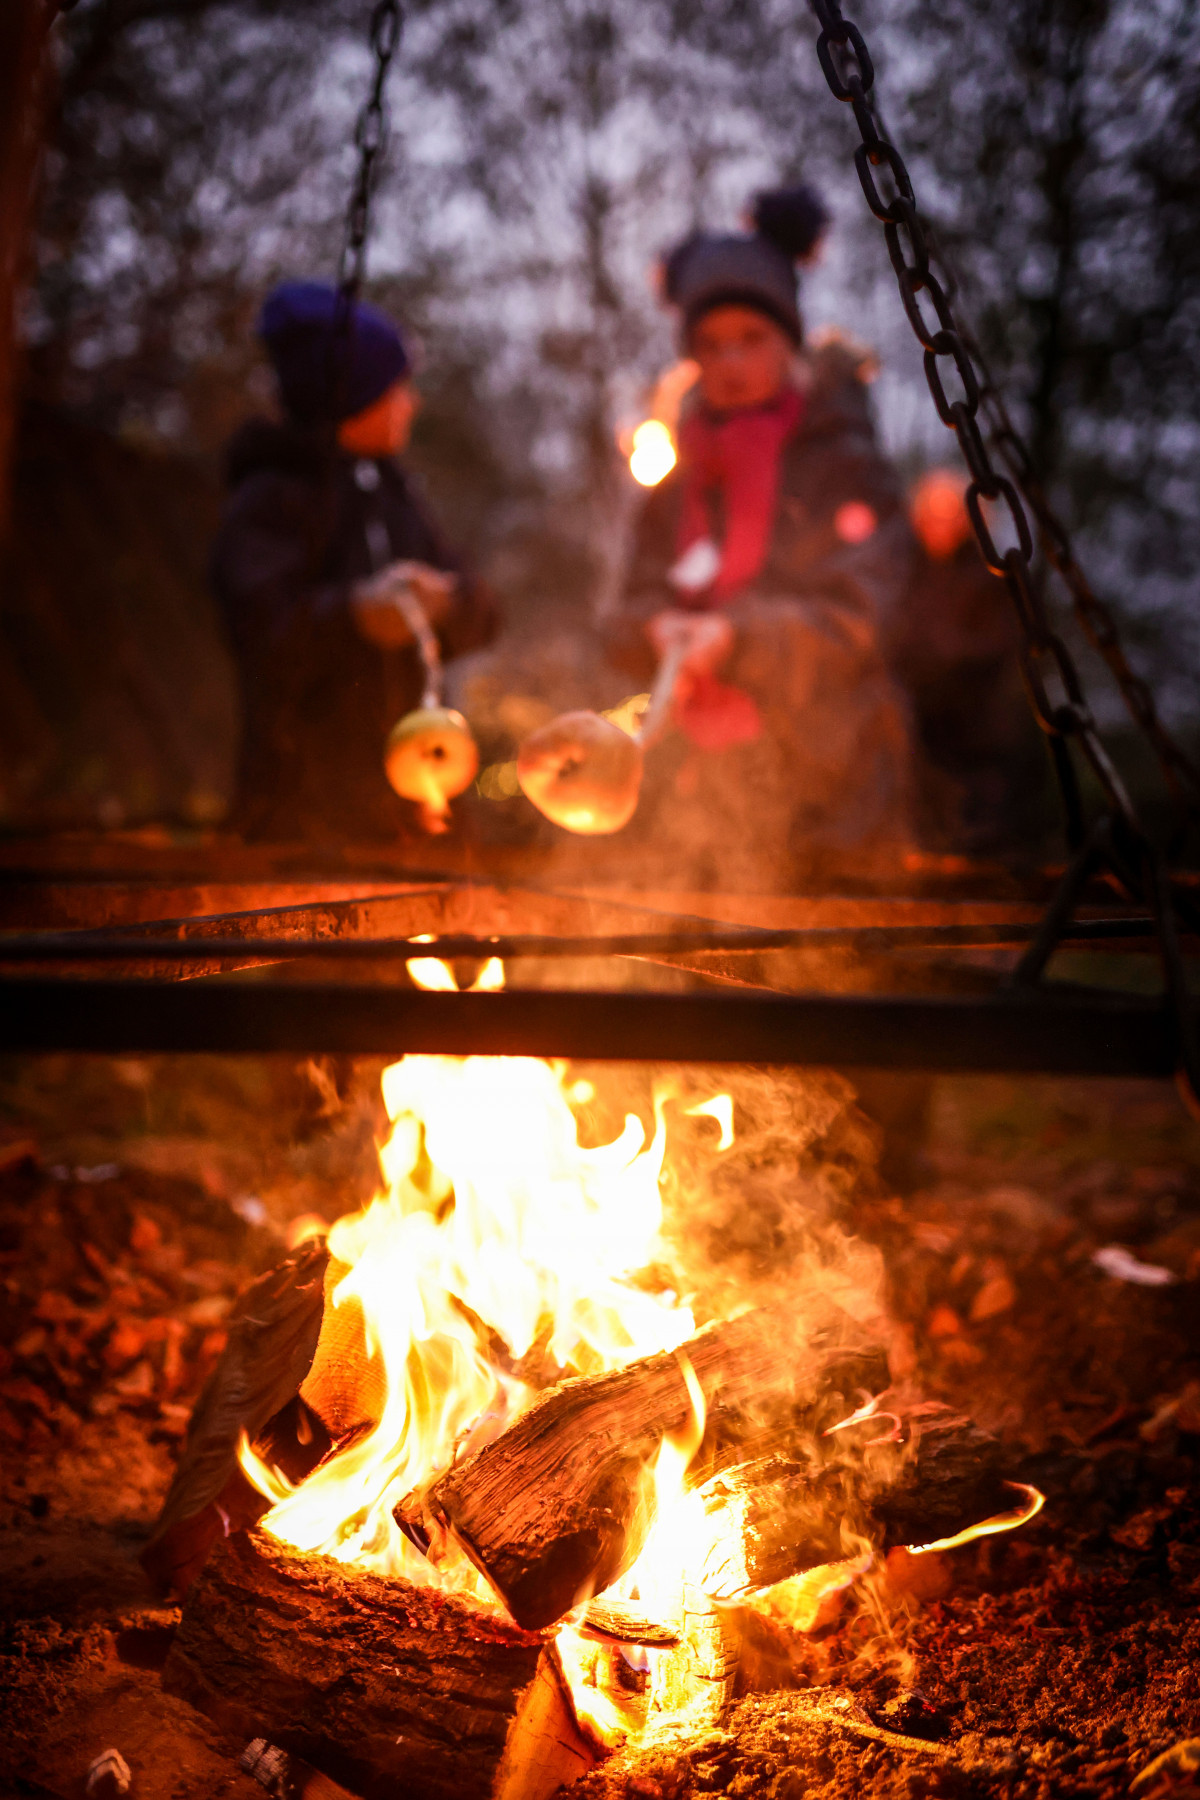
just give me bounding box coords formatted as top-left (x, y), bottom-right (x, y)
top-left (906, 1480), bottom-right (1045, 1554)
top-left (629, 419), bottom-right (677, 487)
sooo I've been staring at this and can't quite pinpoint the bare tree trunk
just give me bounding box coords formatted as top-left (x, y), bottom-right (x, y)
top-left (0, 0), bottom-right (55, 545)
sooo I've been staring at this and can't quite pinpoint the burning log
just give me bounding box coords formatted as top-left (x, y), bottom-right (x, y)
top-left (143, 1243), bottom-right (399, 1596)
top-left (142, 1240), bottom-right (332, 1595)
top-left (428, 1307), bottom-right (888, 1630)
top-left (163, 1527), bottom-right (596, 1800)
top-left (695, 1413), bottom-right (1016, 1597)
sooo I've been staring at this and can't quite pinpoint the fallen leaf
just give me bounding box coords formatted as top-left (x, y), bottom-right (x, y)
top-left (971, 1274), bottom-right (1016, 1321)
top-left (927, 1304), bottom-right (961, 1339)
top-left (130, 1215), bottom-right (162, 1253)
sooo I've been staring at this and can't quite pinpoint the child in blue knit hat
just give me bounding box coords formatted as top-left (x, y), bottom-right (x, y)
top-left (211, 281), bottom-right (496, 842)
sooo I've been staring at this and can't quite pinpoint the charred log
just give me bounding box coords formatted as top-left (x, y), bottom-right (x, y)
top-left (142, 1239), bottom-right (331, 1596)
top-left (698, 1413), bottom-right (1014, 1596)
top-left (429, 1308), bottom-right (888, 1630)
top-left (163, 1527), bottom-right (595, 1800)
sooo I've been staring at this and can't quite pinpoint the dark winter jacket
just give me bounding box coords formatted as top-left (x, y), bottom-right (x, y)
top-left (211, 419), bottom-right (496, 841)
top-left (884, 540), bottom-right (1040, 853)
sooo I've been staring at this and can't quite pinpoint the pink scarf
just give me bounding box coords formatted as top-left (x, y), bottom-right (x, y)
top-left (675, 386), bottom-right (805, 600)
top-left (670, 387), bottom-right (804, 748)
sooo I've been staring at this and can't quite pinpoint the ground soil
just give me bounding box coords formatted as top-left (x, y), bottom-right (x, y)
top-left (2, 1054), bottom-right (1199, 1800)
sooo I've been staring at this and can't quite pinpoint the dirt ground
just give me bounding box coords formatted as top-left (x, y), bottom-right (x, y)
top-left (2, 1053), bottom-right (1199, 1800)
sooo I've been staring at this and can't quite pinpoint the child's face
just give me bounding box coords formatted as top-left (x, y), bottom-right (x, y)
top-left (690, 306), bottom-right (794, 412)
top-left (337, 379), bottom-right (419, 457)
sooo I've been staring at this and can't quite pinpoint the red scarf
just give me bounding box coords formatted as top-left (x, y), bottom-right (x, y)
top-left (669, 387), bottom-right (803, 750)
top-left (675, 386), bottom-right (805, 601)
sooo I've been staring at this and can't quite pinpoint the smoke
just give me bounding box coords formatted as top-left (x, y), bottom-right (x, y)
top-left (567, 1060), bottom-right (889, 1338)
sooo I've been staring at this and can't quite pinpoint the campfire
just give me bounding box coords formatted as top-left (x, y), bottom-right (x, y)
top-left (143, 1047), bottom-right (1042, 1799)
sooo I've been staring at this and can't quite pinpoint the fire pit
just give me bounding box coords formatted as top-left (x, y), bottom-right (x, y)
top-left (139, 1050), bottom-right (1046, 1800)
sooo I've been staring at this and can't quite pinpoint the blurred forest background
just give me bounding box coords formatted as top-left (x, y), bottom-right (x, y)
top-left (1, 0), bottom-right (1198, 834)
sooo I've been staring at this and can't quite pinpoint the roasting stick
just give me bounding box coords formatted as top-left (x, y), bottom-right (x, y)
top-left (634, 636), bottom-right (691, 750)
top-left (387, 580), bottom-right (445, 712)
top-left (516, 637), bottom-right (692, 836)
top-left (361, 516), bottom-right (479, 834)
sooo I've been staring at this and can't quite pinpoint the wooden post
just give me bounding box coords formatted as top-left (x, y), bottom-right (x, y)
top-left (0, 0), bottom-right (55, 543)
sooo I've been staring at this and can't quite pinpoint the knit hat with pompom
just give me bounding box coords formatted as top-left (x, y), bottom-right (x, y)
top-left (661, 185), bottom-right (830, 345)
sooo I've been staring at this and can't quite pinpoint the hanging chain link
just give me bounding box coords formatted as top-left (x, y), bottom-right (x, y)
top-left (810, 0), bottom-right (1200, 843)
top-left (338, 0), bottom-right (402, 305)
top-left (808, 0), bottom-right (1200, 1104)
top-left (962, 320), bottom-right (1200, 828)
top-left (325, 0), bottom-right (402, 422)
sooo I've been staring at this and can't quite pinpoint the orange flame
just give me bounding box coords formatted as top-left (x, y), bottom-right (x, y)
top-left (240, 1059), bottom-right (725, 1593)
top-left (554, 1350), bottom-right (711, 1747)
top-left (905, 1481), bottom-right (1045, 1555)
top-left (628, 419), bottom-right (677, 487)
top-left (405, 937), bottom-right (505, 993)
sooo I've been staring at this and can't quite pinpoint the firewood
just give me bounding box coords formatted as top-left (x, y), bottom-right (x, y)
top-left (558, 1585), bottom-right (742, 1750)
top-left (240, 1738), bottom-right (359, 1800)
top-left (697, 1412), bottom-right (1014, 1596)
top-left (142, 1240), bottom-right (332, 1596)
top-left (163, 1527), bottom-right (596, 1800)
top-left (429, 1307), bottom-right (888, 1630)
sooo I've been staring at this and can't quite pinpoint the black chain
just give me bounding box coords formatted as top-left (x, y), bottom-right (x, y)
top-left (964, 325), bottom-right (1200, 832)
top-left (911, 206), bottom-right (1200, 832)
top-left (328, 0), bottom-right (402, 413)
top-left (808, 0), bottom-right (1200, 1107)
top-left (338, 0), bottom-right (402, 304)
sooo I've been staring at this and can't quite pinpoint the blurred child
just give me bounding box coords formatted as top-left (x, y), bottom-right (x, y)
top-left (212, 282), bottom-right (495, 842)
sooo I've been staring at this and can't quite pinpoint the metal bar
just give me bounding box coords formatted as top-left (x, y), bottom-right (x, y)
top-left (0, 917), bottom-right (1164, 963)
top-left (1010, 817), bottom-right (1110, 987)
top-left (0, 979), bottom-right (1182, 1073)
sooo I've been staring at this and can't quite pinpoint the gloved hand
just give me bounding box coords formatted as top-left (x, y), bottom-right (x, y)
top-left (352, 561), bottom-right (457, 650)
top-left (645, 608), bottom-right (734, 682)
top-left (646, 609), bottom-right (760, 751)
